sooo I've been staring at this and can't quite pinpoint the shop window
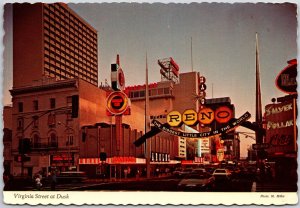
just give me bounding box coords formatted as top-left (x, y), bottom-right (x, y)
top-left (139, 90), bottom-right (145, 97)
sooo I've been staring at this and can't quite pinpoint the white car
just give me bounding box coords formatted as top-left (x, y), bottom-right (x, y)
top-left (212, 169), bottom-right (231, 181)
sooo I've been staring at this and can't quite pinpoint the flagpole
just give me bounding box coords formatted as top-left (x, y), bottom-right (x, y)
top-left (145, 52), bottom-right (151, 179)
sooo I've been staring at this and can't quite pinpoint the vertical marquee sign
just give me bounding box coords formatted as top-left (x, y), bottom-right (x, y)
top-left (265, 99), bottom-right (297, 155)
top-left (107, 55), bottom-right (131, 155)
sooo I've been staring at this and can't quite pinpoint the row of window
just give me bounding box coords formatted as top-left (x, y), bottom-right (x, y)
top-left (150, 114), bottom-right (167, 120)
top-left (44, 24), bottom-right (98, 60)
top-left (44, 60), bottom-right (97, 82)
top-left (30, 133), bottom-right (74, 149)
top-left (44, 4), bottom-right (97, 41)
top-left (129, 87), bottom-right (171, 99)
top-left (43, 10), bottom-right (97, 53)
top-left (44, 47), bottom-right (98, 77)
top-left (18, 98), bottom-right (56, 113)
top-left (44, 66), bottom-right (98, 86)
top-left (44, 32), bottom-right (98, 68)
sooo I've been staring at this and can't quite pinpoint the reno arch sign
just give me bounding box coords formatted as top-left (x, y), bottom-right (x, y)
top-left (167, 106), bottom-right (233, 127)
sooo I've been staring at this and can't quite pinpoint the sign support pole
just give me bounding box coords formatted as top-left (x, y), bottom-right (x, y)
top-left (145, 53), bottom-right (151, 179)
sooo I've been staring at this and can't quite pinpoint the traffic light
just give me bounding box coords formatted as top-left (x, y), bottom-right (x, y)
top-left (18, 138), bottom-right (31, 154)
top-left (14, 155), bottom-right (31, 162)
top-left (111, 63), bottom-right (119, 91)
top-left (71, 95), bottom-right (79, 118)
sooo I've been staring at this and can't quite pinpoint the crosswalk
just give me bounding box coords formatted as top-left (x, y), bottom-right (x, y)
top-left (251, 181), bottom-right (297, 192)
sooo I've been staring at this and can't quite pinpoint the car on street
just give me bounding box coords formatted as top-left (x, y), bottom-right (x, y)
top-left (192, 168), bottom-right (207, 175)
top-left (212, 168), bottom-right (231, 181)
top-left (56, 171), bottom-right (88, 183)
top-left (177, 173), bottom-right (215, 191)
top-left (172, 168), bottom-right (183, 177)
top-left (177, 168), bottom-right (194, 178)
top-left (204, 167), bottom-right (216, 175)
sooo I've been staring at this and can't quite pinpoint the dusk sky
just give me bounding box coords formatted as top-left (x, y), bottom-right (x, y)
top-left (1, 1), bottom-right (298, 157)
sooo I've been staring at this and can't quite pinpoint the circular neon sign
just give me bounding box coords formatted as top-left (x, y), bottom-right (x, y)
top-left (106, 91), bottom-right (130, 115)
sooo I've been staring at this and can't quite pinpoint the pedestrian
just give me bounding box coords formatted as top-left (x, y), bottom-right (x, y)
top-left (35, 175), bottom-right (42, 191)
top-left (51, 171), bottom-right (57, 191)
top-left (124, 168), bottom-right (128, 179)
top-left (156, 167), bottom-right (160, 177)
top-left (136, 169), bottom-right (140, 180)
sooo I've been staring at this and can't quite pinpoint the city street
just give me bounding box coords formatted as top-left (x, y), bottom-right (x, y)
top-left (14, 173), bottom-right (295, 192)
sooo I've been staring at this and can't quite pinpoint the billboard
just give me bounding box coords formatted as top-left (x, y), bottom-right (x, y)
top-left (200, 138), bottom-right (210, 153)
top-left (265, 99), bottom-right (296, 155)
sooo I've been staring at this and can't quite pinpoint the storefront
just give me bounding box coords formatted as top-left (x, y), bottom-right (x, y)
top-left (79, 156), bottom-right (181, 179)
top-left (50, 153), bottom-right (75, 172)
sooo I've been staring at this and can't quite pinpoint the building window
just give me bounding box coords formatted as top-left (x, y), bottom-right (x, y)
top-left (50, 98), bottom-right (56, 109)
top-left (17, 117), bottom-right (24, 130)
top-left (48, 114), bottom-right (56, 127)
top-left (33, 100), bottom-right (39, 111)
top-left (33, 134), bottom-right (41, 148)
top-left (67, 135), bottom-right (74, 146)
top-left (49, 133), bottom-right (57, 148)
top-left (164, 87), bottom-right (170, 94)
top-left (32, 116), bottom-right (39, 128)
top-left (67, 96), bottom-right (72, 107)
top-left (18, 102), bottom-right (23, 112)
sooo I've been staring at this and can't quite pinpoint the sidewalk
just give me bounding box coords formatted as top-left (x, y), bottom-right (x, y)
top-left (251, 180), bottom-right (297, 192)
top-left (87, 174), bottom-right (171, 183)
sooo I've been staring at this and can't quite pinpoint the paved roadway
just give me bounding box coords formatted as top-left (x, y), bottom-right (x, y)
top-left (51, 176), bottom-right (254, 192)
top-left (14, 175), bottom-right (297, 192)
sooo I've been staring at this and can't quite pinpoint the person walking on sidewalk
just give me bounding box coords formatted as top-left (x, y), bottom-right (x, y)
top-left (50, 171), bottom-right (57, 191)
top-left (35, 175), bottom-right (42, 191)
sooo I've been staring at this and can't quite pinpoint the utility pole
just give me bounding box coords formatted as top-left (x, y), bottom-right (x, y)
top-left (191, 37), bottom-right (194, 72)
top-left (145, 52), bottom-right (151, 179)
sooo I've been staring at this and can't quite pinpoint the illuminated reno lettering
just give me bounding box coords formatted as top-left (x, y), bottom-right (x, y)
top-left (167, 111), bottom-right (182, 127)
top-left (182, 109), bottom-right (197, 126)
top-left (198, 108), bottom-right (214, 125)
top-left (167, 106), bottom-right (233, 127)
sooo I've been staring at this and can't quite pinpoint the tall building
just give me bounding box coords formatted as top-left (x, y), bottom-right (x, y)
top-left (13, 3), bottom-right (98, 88)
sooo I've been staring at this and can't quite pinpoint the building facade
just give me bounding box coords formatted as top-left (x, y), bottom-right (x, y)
top-left (13, 3), bottom-right (98, 88)
top-left (9, 78), bottom-right (109, 176)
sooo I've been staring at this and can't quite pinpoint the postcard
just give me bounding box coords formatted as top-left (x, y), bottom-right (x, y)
top-left (1, 0), bottom-right (298, 206)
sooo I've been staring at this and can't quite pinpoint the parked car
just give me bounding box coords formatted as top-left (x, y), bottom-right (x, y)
top-left (177, 168), bottom-right (194, 178)
top-left (192, 168), bottom-right (207, 175)
top-left (204, 167), bottom-right (216, 175)
top-left (177, 173), bottom-right (215, 191)
top-left (212, 169), bottom-right (231, 181)
top-left (172, 168), bottom-right (183, 177)
top-left (56, 171), bottom-right (88, 183)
